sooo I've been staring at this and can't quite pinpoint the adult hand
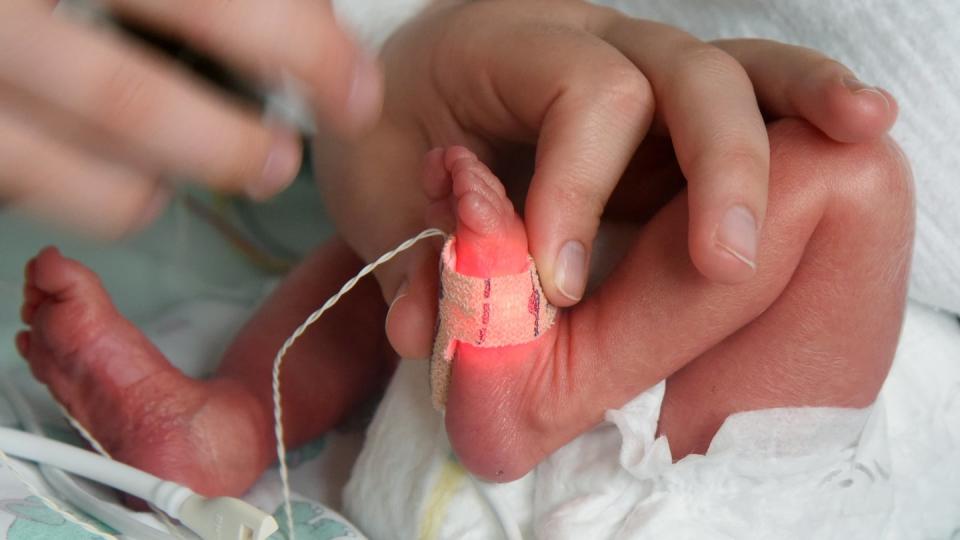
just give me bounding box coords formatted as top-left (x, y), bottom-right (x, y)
top-left (314, 0), bottom-right (895, 358)
top-left (0, 0), bottom-right (382, 237)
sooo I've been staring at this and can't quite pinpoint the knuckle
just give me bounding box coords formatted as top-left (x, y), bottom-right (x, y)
top-left (592, 66), bottom-right (652, 118)
top-left (675, 42), bottom-right (745, 79)
top-left (660, 41), bottom-right (753, 104)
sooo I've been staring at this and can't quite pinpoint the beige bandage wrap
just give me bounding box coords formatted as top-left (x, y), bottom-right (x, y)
top-left (430, 237), bottom-right (559, 410)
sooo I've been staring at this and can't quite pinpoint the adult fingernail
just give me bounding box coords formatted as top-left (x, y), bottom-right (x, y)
top-left (250, 128), bottom-right (302, 200)
top-left (385, 279), bottom-right (410, 333)
top-left (842, 77), bottom-right (890, 109)
top-left (716, 205), bottom-right (758, 270)
top-left (346, 53), bottom-right (383, 130)
top-left (555, 240), bottom-right (587, 302)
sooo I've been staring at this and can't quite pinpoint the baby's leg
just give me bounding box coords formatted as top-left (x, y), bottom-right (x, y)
top-left (432, 119), bottom-right (912, 480)
top-left (17, 239), bottom-right (390, 496)
top-left (657, 119), bottom-right (913, 456)
top-left (216, 241), bottom-right (393, 449)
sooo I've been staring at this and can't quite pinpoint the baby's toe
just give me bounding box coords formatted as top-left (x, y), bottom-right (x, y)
top-left (444, 147), bottom-right (528, 276)
top-left (448, 148), bottom-right (507, 201)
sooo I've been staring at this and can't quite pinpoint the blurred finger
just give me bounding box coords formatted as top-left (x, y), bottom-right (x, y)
top-left (105, 0), bottom-right (383, 135)
top-left (0, 111), bottom-right (167, 238)
top-left (0, 11), bottom-right (301, 200)
top-left (713, 38), bottom-right (897, 143)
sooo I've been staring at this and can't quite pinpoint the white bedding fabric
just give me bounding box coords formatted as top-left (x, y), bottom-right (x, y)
top-left (345, 300), bottom-right (960, 539)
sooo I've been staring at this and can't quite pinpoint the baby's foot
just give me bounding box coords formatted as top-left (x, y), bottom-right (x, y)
top-left (425, 147), bottom-right (585, 481)
top-left (17, 248), bottom-right (272, 496)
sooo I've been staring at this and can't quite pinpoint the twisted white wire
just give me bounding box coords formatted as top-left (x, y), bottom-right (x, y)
top-left (271, 228), bottom-right (446, 539)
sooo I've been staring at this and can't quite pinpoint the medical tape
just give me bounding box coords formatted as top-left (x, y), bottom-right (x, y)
top-left (430, 237), bottom-right (558, 409)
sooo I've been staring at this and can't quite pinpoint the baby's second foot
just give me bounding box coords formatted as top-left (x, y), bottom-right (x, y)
top-left (17, 248), bottom-right (272, 496)
top-left (425, 147), bottom-right (587, 481)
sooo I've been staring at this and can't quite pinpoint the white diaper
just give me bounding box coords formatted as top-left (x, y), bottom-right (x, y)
top-left (344, 301), bottom-right (960, 539)
top-left (534, 393), bottom-right (889, 539)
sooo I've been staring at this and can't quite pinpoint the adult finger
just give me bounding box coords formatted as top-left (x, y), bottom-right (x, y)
top-left (0, 111), bottom-right (166, 238)
top-left (482, 30), bottom-right (655, 306)
top-left (0, 10), bottom-right (301, 200)
top-left (105, 0), bottom-right (383, 136)
top-left (604, 19), bottom-right (769, 284)
top-left (713, 39), bottom-right (897, 143)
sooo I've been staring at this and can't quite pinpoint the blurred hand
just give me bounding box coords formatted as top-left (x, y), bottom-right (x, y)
top-left (0, 0), bottom-right (382, 236)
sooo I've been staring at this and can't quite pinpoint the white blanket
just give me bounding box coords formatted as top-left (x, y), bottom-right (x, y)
top-left (345, 301), bottom-right (960, 539)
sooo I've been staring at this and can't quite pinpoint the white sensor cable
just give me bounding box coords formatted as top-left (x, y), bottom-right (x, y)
top-left (0, 426), bottom-right (278, 540)
top-left (1, 378), bottom-right (189, 540)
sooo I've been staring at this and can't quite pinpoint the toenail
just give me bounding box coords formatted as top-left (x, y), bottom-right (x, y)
top-left (555, 240), bottom-right (587, 302)
top-left (715, 204), bottom-right (758, 270)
